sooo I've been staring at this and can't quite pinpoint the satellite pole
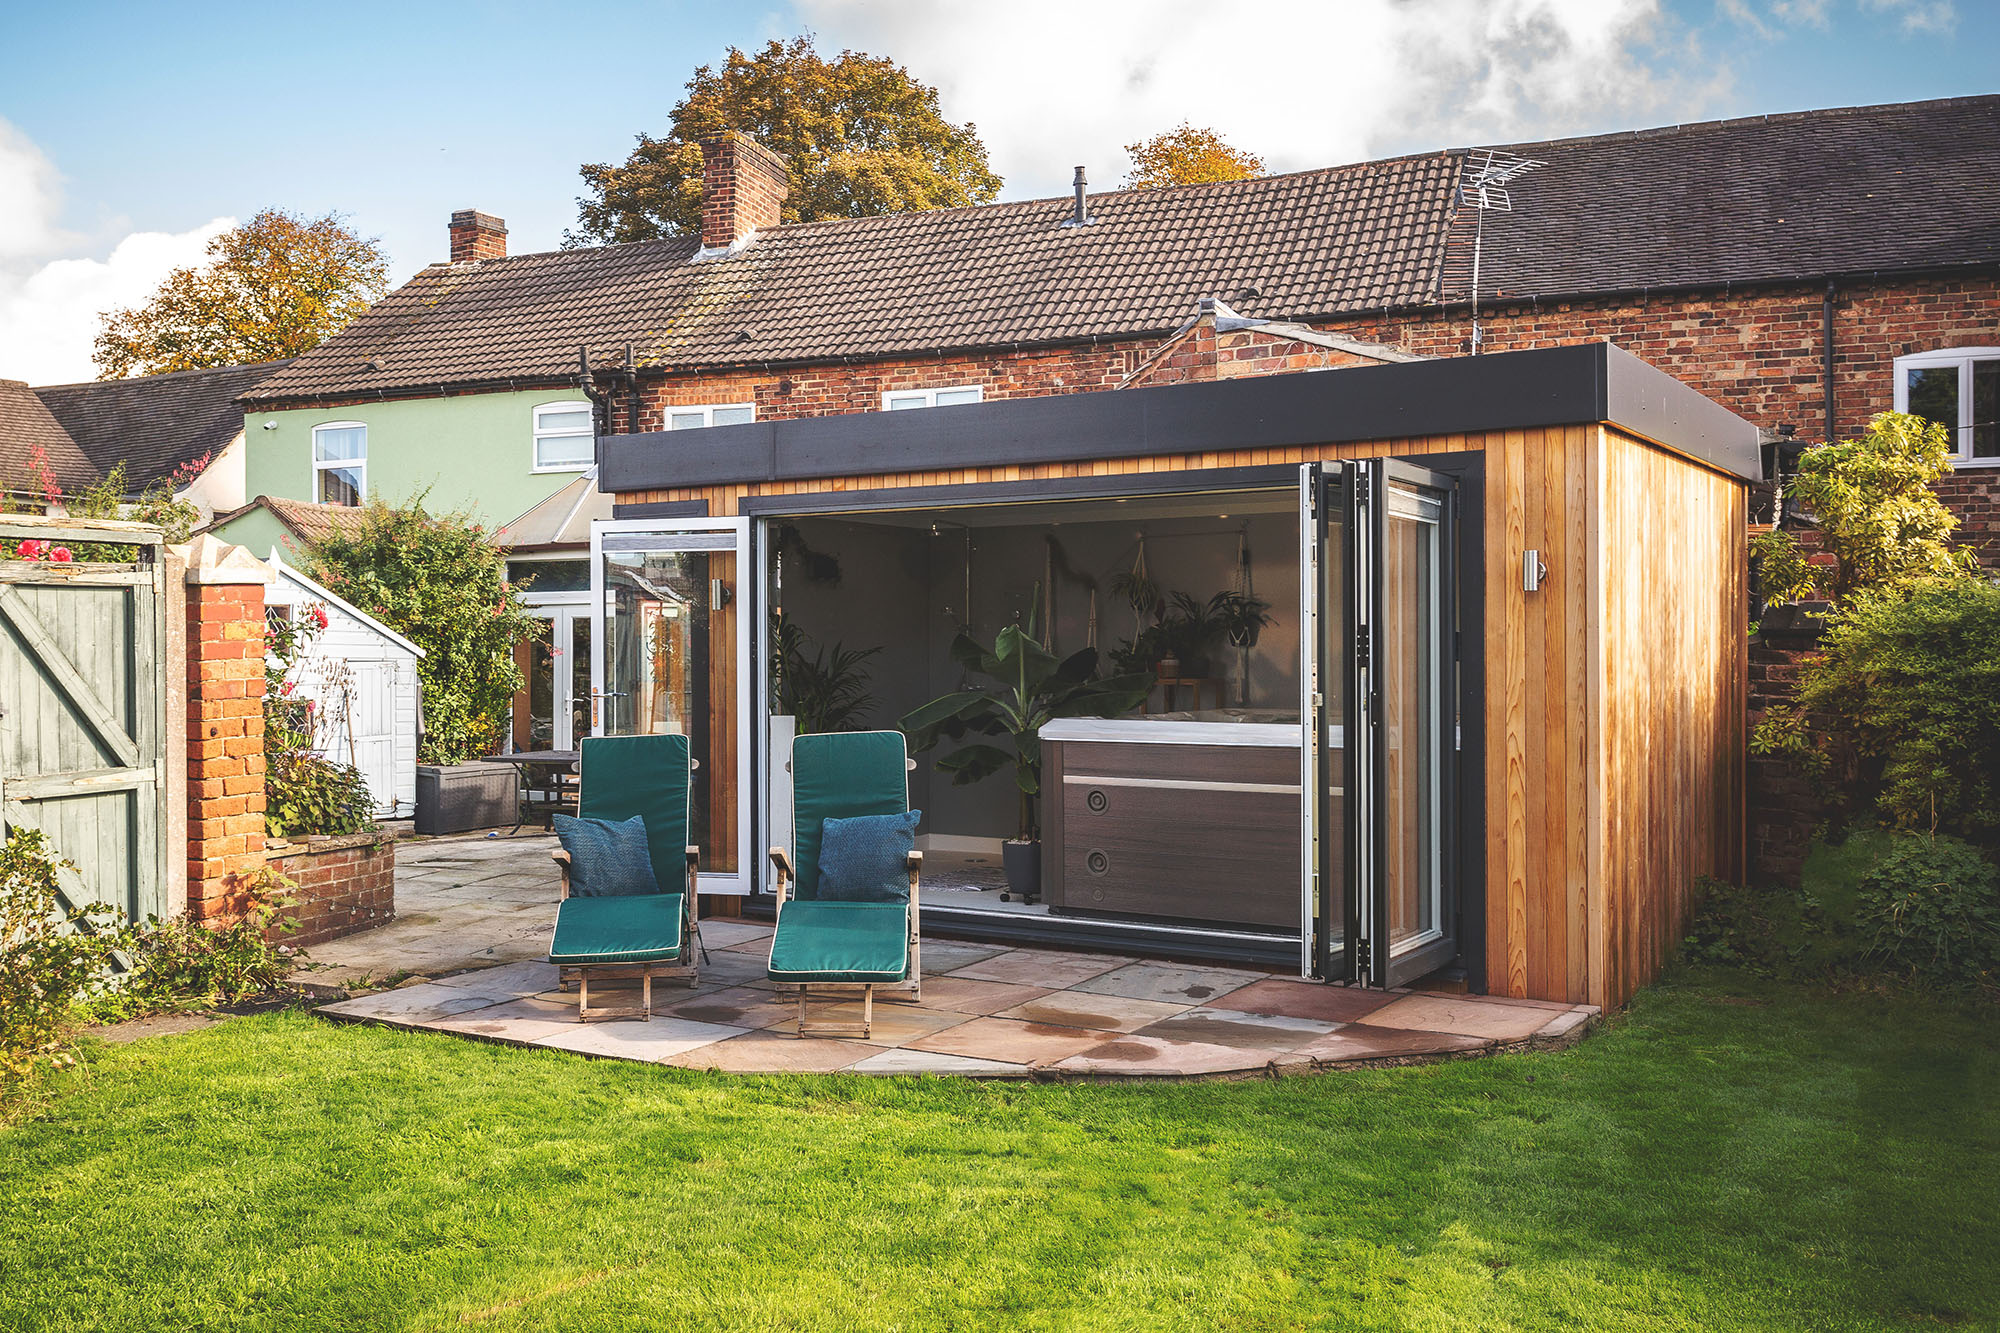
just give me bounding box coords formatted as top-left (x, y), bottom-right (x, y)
top-left (1459, 150), bottom-right (1544, 354)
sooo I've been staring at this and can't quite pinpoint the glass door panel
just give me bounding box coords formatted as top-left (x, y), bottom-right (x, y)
top-left (592, 521), bottom-right (751, 891)
top-left (1380, 476), bottom-right (1446, 958)
top-left (1303, 463), bottom-right (1357, 981)
top-left (515, 617), bottom-right (555, 751)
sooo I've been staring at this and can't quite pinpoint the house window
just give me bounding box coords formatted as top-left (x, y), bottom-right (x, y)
top-left (882, 386), bottom-right (984, 411)
top-left (312, 422), bottom-right (366, 505)
top-left (533, 402), bottom-right (595, 471)
top-left (1893, 348), bottom-right (2000, 465)
top-left (666, 404), bottom-right (756, 430)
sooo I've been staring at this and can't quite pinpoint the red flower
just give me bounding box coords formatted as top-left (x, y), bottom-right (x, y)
top-left (48, 546), bottom-right (71, 563)
top-left (309, 604), bottom-right (330, 631)
top-left (15, 539), bottom-right (44, 560)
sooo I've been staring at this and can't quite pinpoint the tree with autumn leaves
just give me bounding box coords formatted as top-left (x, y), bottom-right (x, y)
top-left (92, 210), bottom-right (389, 379)
top-left (1123, 123), bottom-right (1264, 189)
top-left (569, 36), bottom-right (1001, 245)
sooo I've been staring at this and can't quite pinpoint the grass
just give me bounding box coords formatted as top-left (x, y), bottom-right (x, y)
top-left (1, 973), bottom-right (1995, 1332)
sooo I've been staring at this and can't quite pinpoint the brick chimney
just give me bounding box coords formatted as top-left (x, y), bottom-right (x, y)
top-left (700, 132), bottom-right (788, 252)
top-left (449, 210), bottom-right (507, 262)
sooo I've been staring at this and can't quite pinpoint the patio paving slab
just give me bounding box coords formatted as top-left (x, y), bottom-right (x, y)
top-left (694, 920), bottom-right (772, 949)
top-left (906, 1016), bottom-right (1112, 1067)
top-left (1055, 1034), bottom-right (1276, 1077)
top-left (785, 1002), bottom-right (982, 1046)
top-left (1132, 1007), bottom-right (1339, 1052)
top-left (1069, 962), bottom-right (1265, 1006)
top-left (654, 985), bottom-right (799, 1030)
top-left (849, 1049), bottom-right (1031, 1077)
top-left (915, 941), bottom-right (1011, 974)
top-left (906, 976), bottom-right (1054, 1016)
top-left (319, 983), bottom-right (503, 1027)
top-left (1291, 1023), bottom-right (1493, 1064)
top-left (949, 948), bottom-right (1125, 988)
top-left (431, 996), bottom-right (578, 1043)
top-left (1207, 978), bottom-right (1399, 1024)
top-left (531, 1017), bottom-right (749, 1062)
top-left (1365, 993), bottom-right (1556, 1041)
top-left (665, 1032), bottom-right (870, 1073)
top-left (994, 991), bottom-right (1190, 1034)
top-left (431, 960), bottom-right (560, 1001)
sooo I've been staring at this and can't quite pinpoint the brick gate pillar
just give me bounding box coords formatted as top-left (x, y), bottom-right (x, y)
top-left (180, 536), bottom-right (271, 922)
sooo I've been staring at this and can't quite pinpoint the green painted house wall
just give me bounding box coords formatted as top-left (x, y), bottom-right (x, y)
top-left (240, 389), bottom-right (592, 527)
top-left (210, 507), bottom-right (290, 560)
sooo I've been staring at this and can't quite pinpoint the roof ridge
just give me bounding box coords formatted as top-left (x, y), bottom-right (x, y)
top-left (32, 358), bottom-right (297, 392)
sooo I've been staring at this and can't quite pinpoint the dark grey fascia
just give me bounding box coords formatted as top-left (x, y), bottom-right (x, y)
top-left (598, 341), bottom-right (1762, 493)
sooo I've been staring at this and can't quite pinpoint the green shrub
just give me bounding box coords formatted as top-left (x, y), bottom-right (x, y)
top-left (266, 751), bottom-right (375, 839)
top-left (1856, 834), bottom-right (2000, 989)
top-left (1754, 579), bottom-right (2000, 839)
top-left (1683, 874), bottom-right (1840, 978)
top-left (0, 830), bottom-right (132, 1103)
top-left (1787, 411), bottom-right (1982, 599)
top-left (120, 869), bottom-right (304, 1012)
top-left (306, 497), bottom-right (537, 765)
top-left (1748, 527), bottom-right (1824, 608)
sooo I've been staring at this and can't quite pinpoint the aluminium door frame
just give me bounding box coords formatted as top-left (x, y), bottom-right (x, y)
top-left (590, 514), bottom-right (754, 895)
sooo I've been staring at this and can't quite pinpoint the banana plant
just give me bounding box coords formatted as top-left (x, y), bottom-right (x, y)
top-left (901, 599), bottom-right (1154, 842)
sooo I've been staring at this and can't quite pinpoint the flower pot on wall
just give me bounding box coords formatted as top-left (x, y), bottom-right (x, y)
top-left (1000, 838), bottom-right (1042, 904)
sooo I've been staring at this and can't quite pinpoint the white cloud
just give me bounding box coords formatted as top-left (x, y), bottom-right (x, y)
top-left (0, 117), bottom-right (233, 384)
top-left (1860, 0), bottom-right (1956, 33)
top-left (797, 0), bottom-right (1723, 198)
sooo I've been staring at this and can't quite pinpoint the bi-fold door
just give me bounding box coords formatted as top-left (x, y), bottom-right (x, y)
top-left (1301, 461), bottom-right (1460, 986)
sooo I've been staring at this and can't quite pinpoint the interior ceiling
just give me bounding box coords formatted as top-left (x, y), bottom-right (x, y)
top-left (801, 488), bottom-right (1296, 530)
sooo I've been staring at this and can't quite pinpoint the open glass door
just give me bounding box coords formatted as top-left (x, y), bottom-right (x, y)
top-left (1311, 460), bottom-right (1458, 986)
top-left (1300, 463), bottom-right (1357, 981)
top-left (590, 517), bottom-right (752, 894)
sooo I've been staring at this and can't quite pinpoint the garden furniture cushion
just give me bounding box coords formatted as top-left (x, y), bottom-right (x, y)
top-left (791, 730), bottom-right (910, 900)
top-left (550, 893), bottom-right (686, 965)
top-left (766, 900), bottom-right (910, 983)
top-left (577, 733), bottom-right (693, 893)
top-left (817, 809), bottom-right (922, 901)
top-left (551, 813), bottom-right (660, 896)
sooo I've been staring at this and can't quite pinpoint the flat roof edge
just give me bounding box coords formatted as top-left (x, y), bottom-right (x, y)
top-left (600, 343), bottom-right (1761, 493)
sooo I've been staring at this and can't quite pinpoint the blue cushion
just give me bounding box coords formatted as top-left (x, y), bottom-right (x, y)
top-left (817, 809), bottom-right (921, 902)
top-left (552, 813), bottom-right (661, 897)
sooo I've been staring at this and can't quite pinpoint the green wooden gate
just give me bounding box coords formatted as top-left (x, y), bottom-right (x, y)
top-left (0, 519), bottom-right (170, 929)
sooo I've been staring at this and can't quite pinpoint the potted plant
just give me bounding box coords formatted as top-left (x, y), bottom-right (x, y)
top-left (1217, 590), bottom-right (1275, 648)
top-left (901, 600), bottom-right (1154, 902)
top-left (774, 615), bottom-right (882, 734)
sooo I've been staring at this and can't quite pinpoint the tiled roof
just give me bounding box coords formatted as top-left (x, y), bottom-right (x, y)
top-left (0, 379), bottom-right (100, 496)
top-left (212, 494), bottom-right (372, 549)
top-left (35, 361), bottom-right (293, 493)
top-left (241, 153), bottom-right (1463, 403)
top-left (1458, 95), bottom-right (2000, 301)
top-left (241, 95), bottom-right (2000, 408)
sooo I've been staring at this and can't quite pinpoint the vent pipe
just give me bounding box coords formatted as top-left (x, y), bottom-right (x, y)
top-left (1062, 167), bottom-right (1094, 228)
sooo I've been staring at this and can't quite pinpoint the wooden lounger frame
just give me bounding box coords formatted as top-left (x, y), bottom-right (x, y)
top-left (551, 846), bottom-right (703, 1021)
top-left (768, 848), bottom-right (923, 1038)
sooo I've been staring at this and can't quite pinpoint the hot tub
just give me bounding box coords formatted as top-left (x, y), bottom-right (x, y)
top-left (1039, 717), bottom-right (1308, 931)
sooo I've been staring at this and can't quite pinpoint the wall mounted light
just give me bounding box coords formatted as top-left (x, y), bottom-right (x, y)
top-left (1523, 549), bottom-right (1550, 592)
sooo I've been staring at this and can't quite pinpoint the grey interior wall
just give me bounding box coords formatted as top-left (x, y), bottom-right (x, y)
top-left (776, 496), bottom-right (1301, 844)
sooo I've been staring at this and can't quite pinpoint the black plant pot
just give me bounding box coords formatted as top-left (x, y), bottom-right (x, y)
top-left (1228, 622), bottom-right (1263, 648)
top-left (1001, 839), bottom-right (1042, 904)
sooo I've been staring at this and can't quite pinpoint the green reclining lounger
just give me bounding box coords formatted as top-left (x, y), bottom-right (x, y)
top-left (767, 730), bottom-right (922, 1038)
top-left (549, 733), bottom-right (702, 1020)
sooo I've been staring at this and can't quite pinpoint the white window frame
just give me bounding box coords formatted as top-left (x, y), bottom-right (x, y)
top-left (531, 401), bottom-right (596, 473)
top-left (879, 385), bottom-right (985, 411)
top-left (664, 403), bottom-right (757, 431)
top-left (311, 421), bottom-right (367, 506)
top-left (1892, 347), bottom-right (2000, 467)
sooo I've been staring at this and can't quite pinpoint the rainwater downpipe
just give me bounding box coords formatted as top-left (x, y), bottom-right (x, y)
top-left (1823, 279), bottom-right (1838, 444)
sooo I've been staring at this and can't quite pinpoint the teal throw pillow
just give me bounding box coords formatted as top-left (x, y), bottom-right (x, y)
top-left (553, 813), bottom-right (661, 896)
top-left (818, 809), bottom-right (922, 902)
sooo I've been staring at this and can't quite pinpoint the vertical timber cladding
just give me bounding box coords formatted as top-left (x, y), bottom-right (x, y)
top-left (0, 521), bottom-right (171, 931)
top-left (621, 424), bottom-right (1748, 1009)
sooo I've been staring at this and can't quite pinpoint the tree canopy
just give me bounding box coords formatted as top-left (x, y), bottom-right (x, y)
top-left (92, 210), bottom-right (388, 379)
top-left (568, 35), bottom-right (1002, 246)
top-left (1122, 124), bottom-right (1264, 190)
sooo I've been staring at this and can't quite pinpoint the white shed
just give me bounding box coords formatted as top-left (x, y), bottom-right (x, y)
top-left (263, 550), bottom-right (424, 819)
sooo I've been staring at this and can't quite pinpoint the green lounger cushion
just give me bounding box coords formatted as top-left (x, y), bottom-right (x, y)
top-left (579, 734), bottom-right (692, 893)
top-left (767, 901), bottom-right (910, 983)
top-left (792, 731), bottom-right (909, 900)
top-left (550, 893), bottom-right (686, 965)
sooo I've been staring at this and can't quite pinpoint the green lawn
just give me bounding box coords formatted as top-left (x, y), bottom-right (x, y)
top-left (2, 974), bottom-right (1994, 1332)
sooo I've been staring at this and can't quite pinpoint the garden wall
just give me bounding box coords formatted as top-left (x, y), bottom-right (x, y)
top-left (1746, 613), bottom-right (1830, 886)
top-left (264, 832), bottom-right (396, 947)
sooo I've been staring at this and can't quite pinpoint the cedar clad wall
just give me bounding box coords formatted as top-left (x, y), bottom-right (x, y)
top-left (620, 424), bottom-right (1748, 1010)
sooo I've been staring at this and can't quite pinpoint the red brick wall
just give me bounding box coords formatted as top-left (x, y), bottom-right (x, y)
top-left (1746, 632), bottom-right (1827, 885)
top-left (265, 833), bottom-right (395, 947)
top-left (185, 581), bottom-right (267, 922)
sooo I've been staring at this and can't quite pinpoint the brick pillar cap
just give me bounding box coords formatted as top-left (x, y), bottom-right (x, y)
top-left (171, 534), bottom-right (275, 586)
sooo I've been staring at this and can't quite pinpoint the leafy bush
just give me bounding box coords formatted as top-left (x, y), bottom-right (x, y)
top-left (1682, 875), bottom-right (1839, 978)
top-left (266, 751), bottom-right (375, 839)
top-left (1787, 412), bottom-right (1981, 599)
top-left (0, 829), bottom-right (132, 1103)
top-left (120, 869), bottom-right (304, 1012)
top-left (306, 498), bottom-right (537, 765)
top-left (1748, 527), bottom-right (1824, 609)
top-left (1856, 835), bottom-right (2000, 990)
top-left (1754, 579), bottom-right (2000, 839)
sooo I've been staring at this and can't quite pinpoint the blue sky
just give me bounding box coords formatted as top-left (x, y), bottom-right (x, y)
top-left (1, 0), bottom-right (1993, 382)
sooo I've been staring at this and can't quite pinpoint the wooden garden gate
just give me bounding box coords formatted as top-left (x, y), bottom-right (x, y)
top-left (0, 518), bottom-right (170, 930)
